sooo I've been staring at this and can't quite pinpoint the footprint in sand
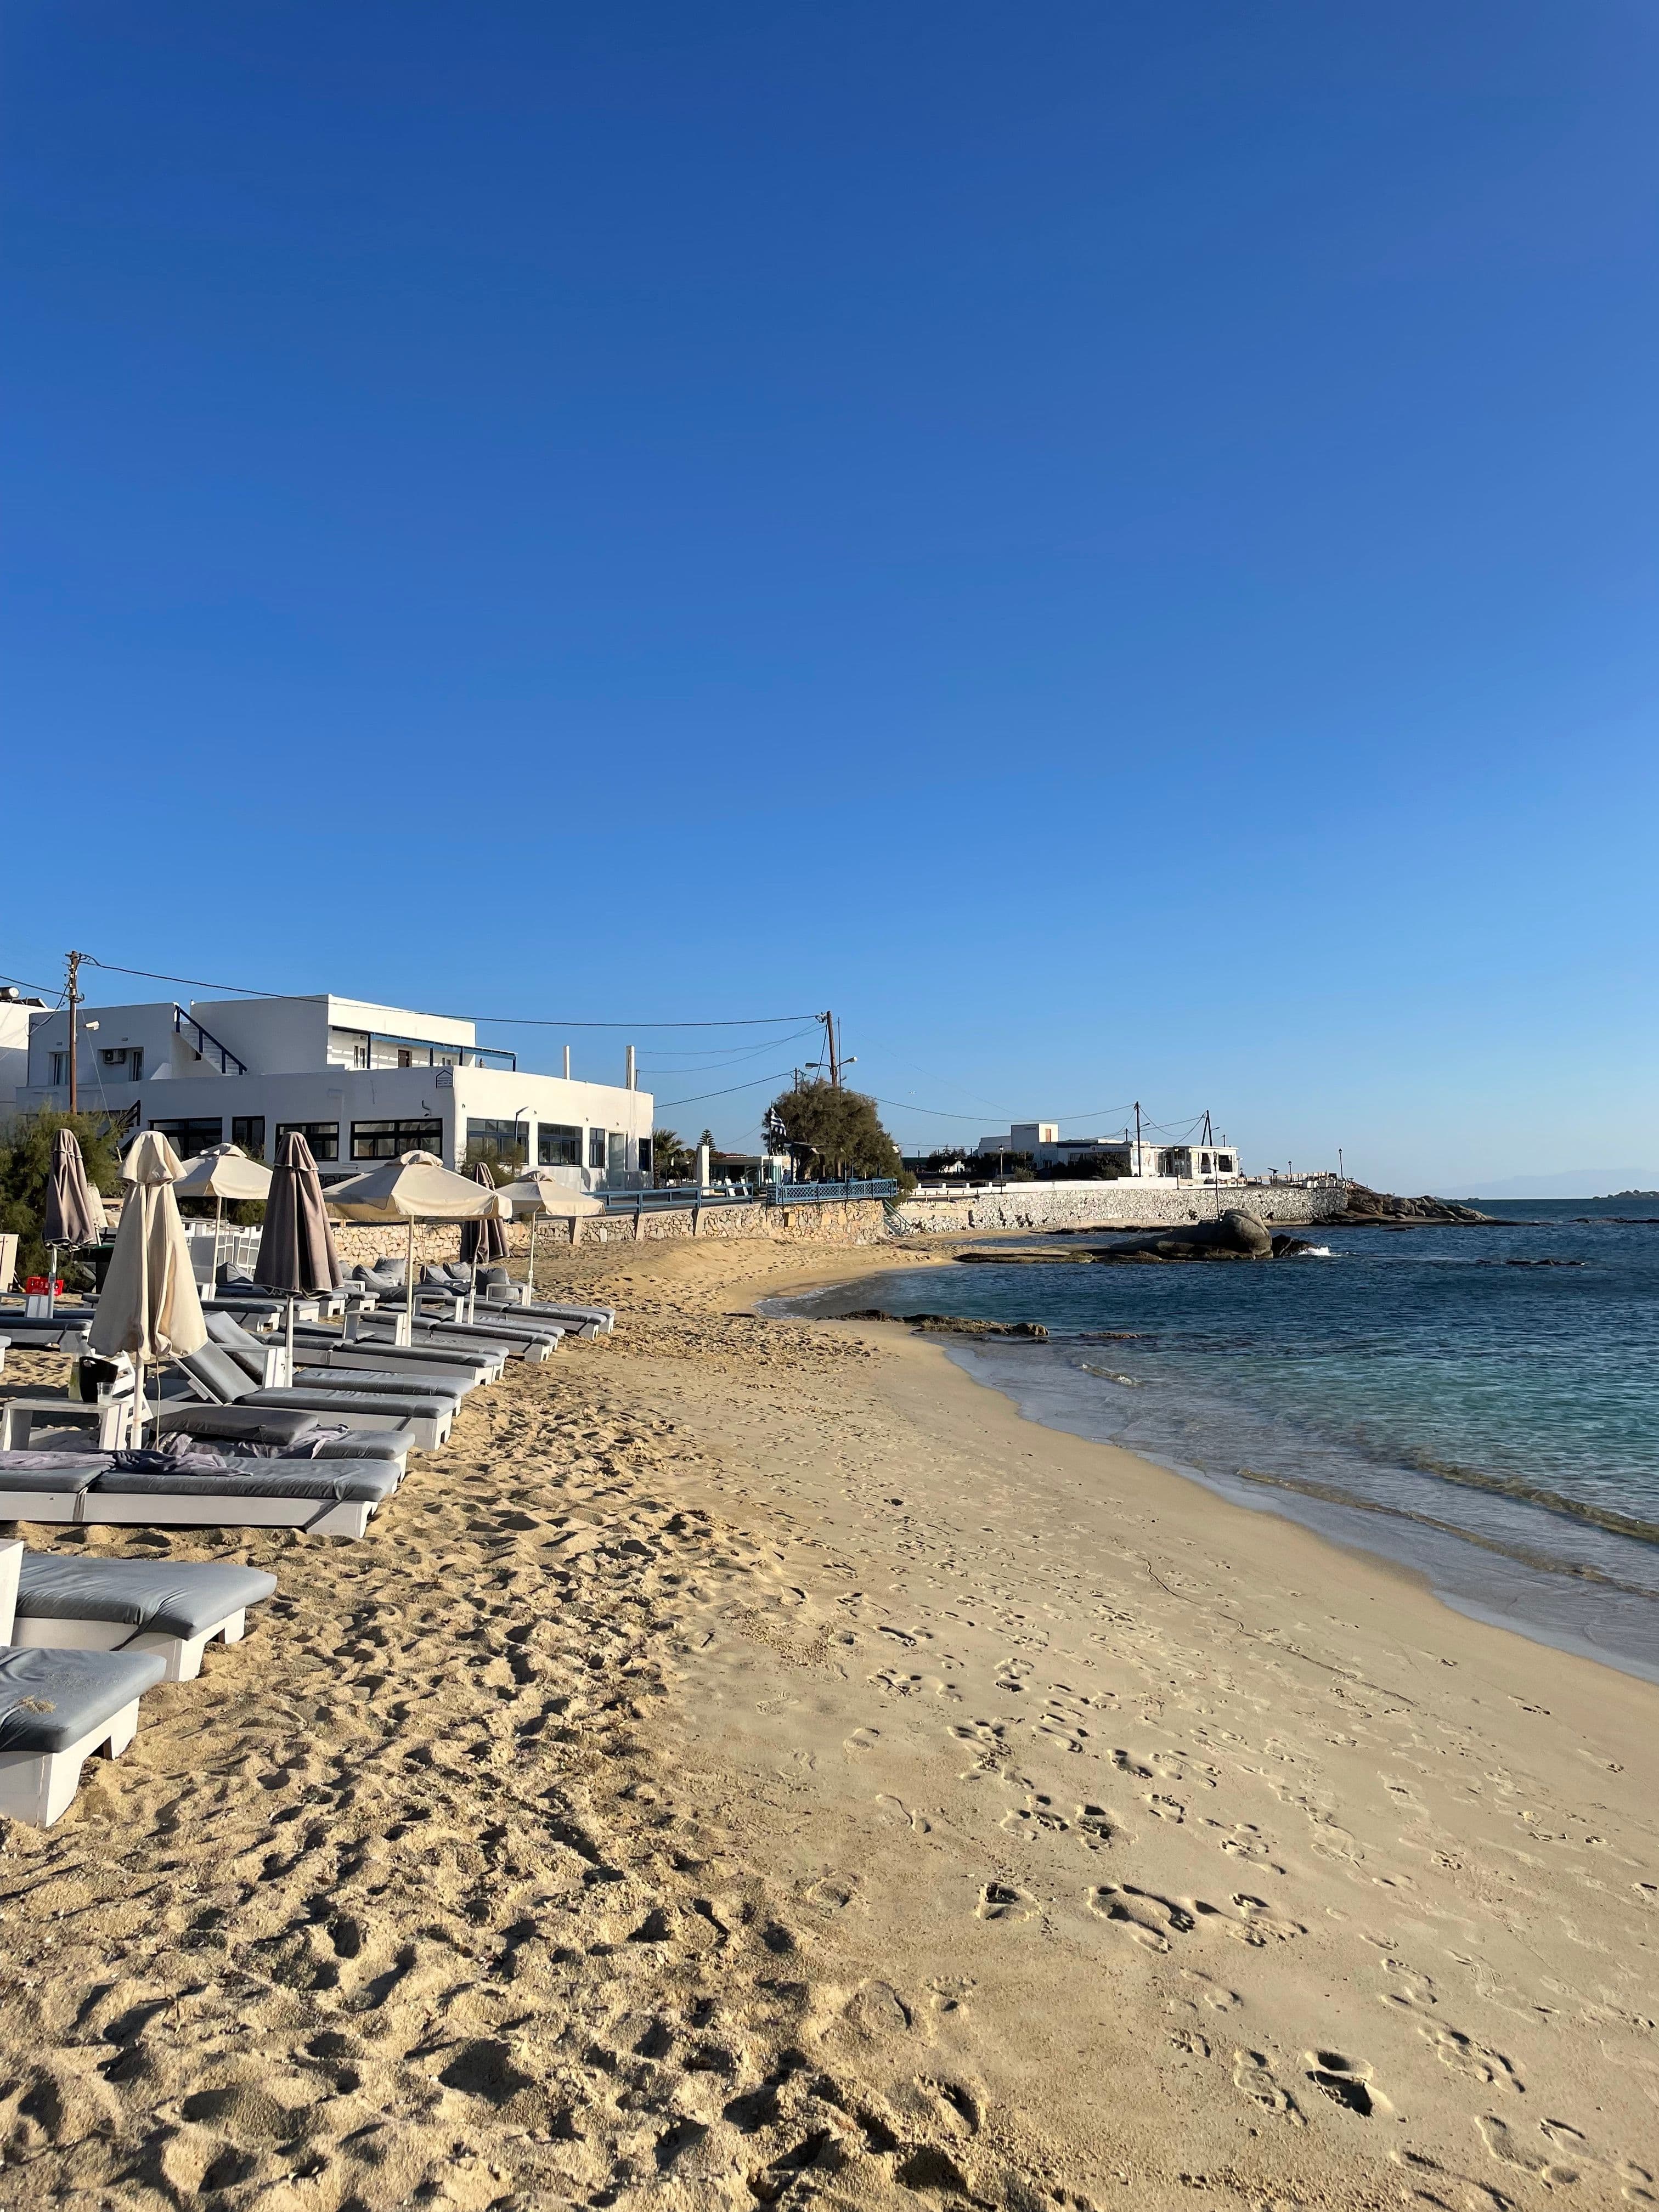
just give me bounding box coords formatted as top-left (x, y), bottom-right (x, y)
top-left (976, 1882), bottom-right (1036, 1924)
top-left (1231, 2049), bottom-right (1306, 2125)
top-left (844, 1727), bottom-right (881, 1753)
top-left (1087, 1884), bottom-right (1194, 1951)
top-left (1303, 2051), bottom-right (1392, 2118)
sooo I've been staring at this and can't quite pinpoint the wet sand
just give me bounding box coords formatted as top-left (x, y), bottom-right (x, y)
top-left (0, 1237), bottom-right (1654, 2210)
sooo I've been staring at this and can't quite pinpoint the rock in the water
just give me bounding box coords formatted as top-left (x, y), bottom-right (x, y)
top-left (1335, 1184), bottom-right (1492, 1224)
top-left (834, 1307), bottom-right (1047, 1338)
top-left (1094, 1209), bottom-right (1274, 1263)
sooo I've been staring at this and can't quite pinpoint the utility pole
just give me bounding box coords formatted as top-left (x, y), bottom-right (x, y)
top-left (65, 949), bottom-right (83, 1117)
top-left (1133, 1099), bottom-right (1142, 1178)
top-left (818, 1010), bottom-right (840, 1088)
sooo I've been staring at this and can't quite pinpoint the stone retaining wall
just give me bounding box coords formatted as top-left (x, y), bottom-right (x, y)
top-left (890, 1180), bottom-right (1345, 1237)
top-left (329, 1199), bottom-right (888, 1266)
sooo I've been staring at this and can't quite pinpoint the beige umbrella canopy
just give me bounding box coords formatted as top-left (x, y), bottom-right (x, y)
top-left (172, 1143), bottom-right (274, 1205)
top-left (172, 1142), bottom-right (274, 1292)
top-left (495, 1168), bottom-right (605, 1292)
top-left (325, 1150), bottom-right (510, 1325)
top-left (89, 1128), bottom-right (207, 1435)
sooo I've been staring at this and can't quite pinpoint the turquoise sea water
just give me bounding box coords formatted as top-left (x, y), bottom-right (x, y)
top-left (783, 1200), bottom-right (1659, 1681)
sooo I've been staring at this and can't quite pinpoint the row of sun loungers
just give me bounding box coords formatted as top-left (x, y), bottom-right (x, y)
top-left (0, 1257), bottom-right (599, 1825)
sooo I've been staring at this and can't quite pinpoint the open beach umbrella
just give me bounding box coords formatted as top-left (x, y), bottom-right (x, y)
top-left (324, 1149), bottom-right (509, 1329)
top-left (43, 1127), bottom-right (108, 1308)
top-left (89, 1128), bottom-right (206, 1438)
top-left (255, 1132), bottom-right (341, 1376)
top-left (459, 1161), bottom-right (510, 1268)
top-left (495, 1167), bottom-right (605, 1293)
top-left (173, 1142), bottom-right (273, 1290)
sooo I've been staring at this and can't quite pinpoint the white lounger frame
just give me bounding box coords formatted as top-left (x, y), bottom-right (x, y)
top-left (8, 1606), bottom-right (248, 1683)
top-left (0, 1489), bottom-right (384, 1539)
top-left (0, 1694), bottom-right (144, 1827)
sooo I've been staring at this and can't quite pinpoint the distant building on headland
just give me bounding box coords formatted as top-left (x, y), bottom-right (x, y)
top-left (972, 1120), bottom-right (1243, 1183)
top-left (14, 991), bottom-right (654, 1189)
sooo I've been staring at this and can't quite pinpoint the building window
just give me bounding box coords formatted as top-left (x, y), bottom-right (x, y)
top-left (351, 1118), bottom-right (442, 1161)
top-left (232, 1115), bottom-right (266, 1159)
top-left (277, 1120), bottom-right (340, 1162)
top-left (1217, 1155), bottom-right (1233, 1173)
top-left (465, 1116), bottom-right (524, 1165)
top-left (50, 1052), bottom-right (68, 1086)
top-left (328, 1028), bottom-right (371, 1070)
top-left (397, 1047), bottom-right (414, 1068)
top-left (587, 1127), bottom-right (606, 1170)
top-left (637, 1135), bottom-right (653, 1175)
top-left (607, 1132), bottom-right (627, 1177)
top-left (538, 1122), bottom-right (580, 1166)
top-left (148, 1116), bottom-right (224, 1160)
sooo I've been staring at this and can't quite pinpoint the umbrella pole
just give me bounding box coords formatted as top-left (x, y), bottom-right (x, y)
top-left (212, 1194), bottom-right (224, 1300)
top-left (286, 1295), bottom-right (295, 1387)
top-left (528, 1212), bottom-right (539, 1299)
top-left (47, 1245), bottom-right (59, 1315)
top-left (132, 1353), bottom-right (144, 1449)
top-left (406, 1217), bottom-right (416, 1338)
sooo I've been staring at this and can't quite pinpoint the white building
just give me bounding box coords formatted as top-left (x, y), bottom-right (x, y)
top-left (14, 992), bottom-right (654, 1187)
top-left (975, 1120), bottom-right (1243, 1182)
top-left (0, 989), bottom-right (49, 1104)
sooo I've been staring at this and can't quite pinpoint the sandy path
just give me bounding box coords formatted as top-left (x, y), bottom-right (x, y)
top-left (0, 1238), bottom-right (1654, 2211)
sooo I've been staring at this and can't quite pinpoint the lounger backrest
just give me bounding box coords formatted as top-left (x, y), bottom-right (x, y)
top-left (204, 1312), bottom-right (271, 1381)
top-left (180, 1344), bottom-right (257, 1404)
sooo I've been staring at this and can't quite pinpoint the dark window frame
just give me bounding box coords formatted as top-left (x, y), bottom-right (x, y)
top-left (465, 1116), bottom-right (524, 1163)
top-left (351, 1117), bottom-right (443, 1162)
top-left (587, 1127), bottom-right (606, 1169)
top-left (538, 1122), bottom-right (581, 1167)
top-left (148, 1116), bottom-right (225, 1160)
top-left (276, 1119), bottom-right (341, 1163)
top-left (232, 1115), bottom-right (266, 1159)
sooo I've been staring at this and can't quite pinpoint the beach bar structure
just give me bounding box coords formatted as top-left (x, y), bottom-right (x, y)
top-left (16, 993), bottom-right (654, 1189)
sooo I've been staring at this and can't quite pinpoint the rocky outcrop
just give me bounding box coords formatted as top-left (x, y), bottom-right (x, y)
top-left (1333, 1185), bottom-right (1492, 1226)
top-left (839, 1309), bottom-right (1049, 1339)
top-left (1092, 1208), bottom-right (1274, 1263)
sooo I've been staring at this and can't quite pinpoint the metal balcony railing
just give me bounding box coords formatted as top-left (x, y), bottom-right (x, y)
top-left (172, 1005), bottom-right (247, 1076)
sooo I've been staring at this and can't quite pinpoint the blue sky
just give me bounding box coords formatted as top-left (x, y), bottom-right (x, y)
top-left (4, 2), bottom-right (1656, 1190)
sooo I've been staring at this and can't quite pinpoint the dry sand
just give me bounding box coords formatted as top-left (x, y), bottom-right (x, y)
top-left (0, 1238), bottom-right (1655, 2211)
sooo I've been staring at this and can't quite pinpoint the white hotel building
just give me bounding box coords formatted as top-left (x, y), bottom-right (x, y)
top-left (16, 993), bottom-right (654, 1188)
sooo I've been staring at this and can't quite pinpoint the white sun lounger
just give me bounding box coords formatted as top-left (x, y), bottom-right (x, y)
top-left (5, 1549), bottom-right (278, 1682)
top-left (0, 1611), bottom-right (167, 1826)
top-left (0, 1453), bottom-right (401, 1539)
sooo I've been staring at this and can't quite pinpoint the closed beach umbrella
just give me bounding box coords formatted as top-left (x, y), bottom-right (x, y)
top-left (460, 1161), bottom-right (510, 1267)
top-left (496, 1167), bottom-right (605, 1292)
top-left (90, 1128), bottom-right (206, 1438)
top-left (325, 1149), bottom-right (509, 1328)
top-left (256, 1132), bottom-right (341, 1375)
top-left (43, 1127), bottom-right (108, 1306)
top-left (173, 1142), bottom-right (273, 1290)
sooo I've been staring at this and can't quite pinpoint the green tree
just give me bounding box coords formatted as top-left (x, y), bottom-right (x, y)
top-left (763, 1082), bottom-right (912, 1190)
top-left (0, 1108), bottom-right (124, 1283)
top-left (651, 1127), bottom-right (693, 1181)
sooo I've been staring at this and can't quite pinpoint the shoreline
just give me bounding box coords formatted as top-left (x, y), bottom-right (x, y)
top-left (769, 1237), bottom-right (1659, 1690)
top-left (1, 1231), bottom-right (1654, 2209)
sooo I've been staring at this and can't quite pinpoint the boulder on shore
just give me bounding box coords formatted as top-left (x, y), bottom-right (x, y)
top-left (1334, 1184), bottom-right (1492, 1225)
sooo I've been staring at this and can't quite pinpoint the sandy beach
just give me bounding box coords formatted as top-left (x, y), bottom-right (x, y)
top-left (2, 1236), bottom-right (1655, 2211)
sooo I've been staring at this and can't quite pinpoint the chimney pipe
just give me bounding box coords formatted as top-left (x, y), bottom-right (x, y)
top-left (562, 1045), bottom-right (571, 1080)
top-left (625, 1044), bottom-right (636, 1090)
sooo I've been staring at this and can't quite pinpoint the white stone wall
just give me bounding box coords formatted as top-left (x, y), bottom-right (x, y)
top-left (891, 1180), bottom-right (1344, 1235)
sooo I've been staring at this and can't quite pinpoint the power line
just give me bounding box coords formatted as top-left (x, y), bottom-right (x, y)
top-left (74, 956), bottom-right (819, 1030)
top-left (654, 1066), bottom-right (803, 1110)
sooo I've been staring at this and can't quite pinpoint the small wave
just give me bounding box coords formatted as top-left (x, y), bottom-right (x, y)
top-left (1077, 1363), bottom-right (1142, 1387)
top-left (1232, 1468), bottom-right (1658, 1597)
top-left (1391, 1453), bottom-right (1659, 1548)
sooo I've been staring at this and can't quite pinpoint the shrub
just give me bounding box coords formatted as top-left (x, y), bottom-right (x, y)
top-left (0, 1108), bottom-right (125, 1283)
top-left (764, 1084), bottom-right (913, 1193)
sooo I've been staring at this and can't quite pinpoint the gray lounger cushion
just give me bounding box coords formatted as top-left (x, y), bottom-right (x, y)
top-left (0, 1647), bottom-right (167, 1753)
top-left (0, 1454), bottom-right (109, 1493)
top-left (242, 1386), bottom-right (448, 1419)
top-left (290, 1367), bottom-right (464, 1403)
top-left (17, 1555), bottom-right (279, 1639)
top-left (95, 1464), bottom-right (399, 1504)
top-left (149, 1408), bottom-right (406, 1460)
